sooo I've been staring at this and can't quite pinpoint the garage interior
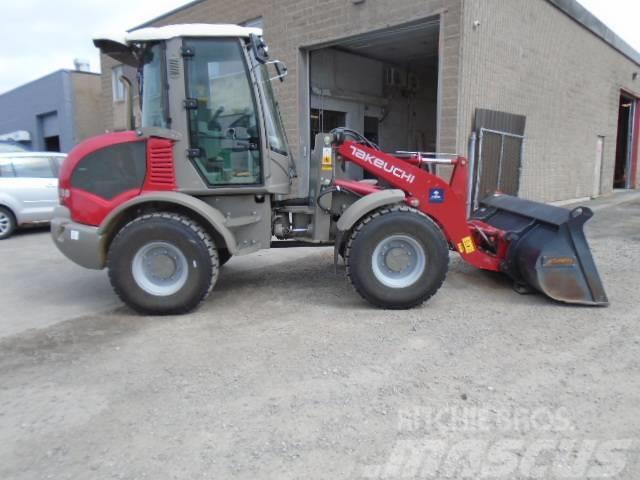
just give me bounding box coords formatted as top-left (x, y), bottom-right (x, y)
top-left (307, 18), bottom-right (440, 178)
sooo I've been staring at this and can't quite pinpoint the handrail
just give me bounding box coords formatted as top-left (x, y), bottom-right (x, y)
top-left (395, 151), bottom-right (459, 165)
top-left (395, 151), bottom-right (458, 157)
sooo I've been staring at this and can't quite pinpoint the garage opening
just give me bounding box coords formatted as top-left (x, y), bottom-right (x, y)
top-left (38, 111), bottom-right (61, 153)
top-left (613, 93), bottom-right (638, 189)
top-left (45, 135), bottom-right (61, 152)
top-left (306, 18), bottom-right (440, 179)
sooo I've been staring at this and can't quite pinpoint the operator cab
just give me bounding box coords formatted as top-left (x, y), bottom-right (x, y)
top-left (94, 24), bottom-right (293, 194)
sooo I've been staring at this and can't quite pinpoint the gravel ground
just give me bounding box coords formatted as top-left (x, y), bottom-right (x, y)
top-left (0, 194), bottom-right (638, 479)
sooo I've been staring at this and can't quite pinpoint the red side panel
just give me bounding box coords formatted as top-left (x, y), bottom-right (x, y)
top-left (143, 137), bottom-right (177, 191)
top-left (70, 189), bottom-right (142, 226)
top-left (61, 131), bottom-right (176, 227)
top-left (60, 131), bottom-right (142, 188)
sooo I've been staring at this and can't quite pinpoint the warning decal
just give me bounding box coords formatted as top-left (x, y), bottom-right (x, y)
top-left (322, 147), bottom-right (333, 171)
top-left (462, 236), bottom-right (476, 254)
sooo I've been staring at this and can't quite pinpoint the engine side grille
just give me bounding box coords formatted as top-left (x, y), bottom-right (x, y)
top-left (145, 138), bottom-right (176, 191)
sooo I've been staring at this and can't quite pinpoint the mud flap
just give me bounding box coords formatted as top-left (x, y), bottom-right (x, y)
top-left (472, 194), bottom-right (609, 306)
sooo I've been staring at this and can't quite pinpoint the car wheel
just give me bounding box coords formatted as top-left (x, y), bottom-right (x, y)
top-left (107, 212), bottom-right (219, 315)
top-left (0, 207), bottom-right (16, 240)
top-left (345, 205), bottom-right (449, 309)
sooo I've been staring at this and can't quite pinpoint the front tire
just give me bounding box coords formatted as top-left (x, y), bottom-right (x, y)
top-left (345, 205), bottom-right (449, 309)
top-left (0, 207), bottom-right (16, 240)
top-left (107, 212), bottom-right (219, 315)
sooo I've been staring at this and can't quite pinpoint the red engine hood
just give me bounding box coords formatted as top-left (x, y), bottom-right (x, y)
top-left (59, 131), bottom-right (143, 187)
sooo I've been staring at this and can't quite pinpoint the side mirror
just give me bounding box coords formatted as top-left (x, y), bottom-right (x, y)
top-left (264, 60), bottom-right (288, 83)
top-left (272, 61), bottom-right (288, 83)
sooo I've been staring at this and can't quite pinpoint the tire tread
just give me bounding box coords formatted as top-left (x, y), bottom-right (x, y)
top-left (344, 204), bottom-right (449, 309)
top-left (107, 212), bottom-right (218, 315)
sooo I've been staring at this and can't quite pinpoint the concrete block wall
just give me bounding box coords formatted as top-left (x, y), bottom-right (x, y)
top-left (99, 58), bottom-right (137, 133)
top-left (100, 0), bottom-right (463, 156)
top-left (98, 56), bottom-right (118, 133)
top-left (458, 0), bottom-right (640, 202)
top-left (71, 72), bottom-right (103, 144)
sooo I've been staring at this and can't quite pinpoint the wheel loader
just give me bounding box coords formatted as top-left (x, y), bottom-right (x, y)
top-left (51, 24), bottom-right (608, 314)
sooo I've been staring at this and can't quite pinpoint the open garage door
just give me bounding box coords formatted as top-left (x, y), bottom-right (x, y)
top-left (304, 18), bottom-right (441, 180)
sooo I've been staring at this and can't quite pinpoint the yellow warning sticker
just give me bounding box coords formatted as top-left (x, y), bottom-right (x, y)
top-left (322, 147), bottom-right (333, 171)
top-left (462, 236), bottom-right (476, 254)
top-left (457, 243), bottom-right (464, 254)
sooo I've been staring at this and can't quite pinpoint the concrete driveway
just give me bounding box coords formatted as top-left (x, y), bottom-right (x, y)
top-left (0, 194), bottom-right (639, 479)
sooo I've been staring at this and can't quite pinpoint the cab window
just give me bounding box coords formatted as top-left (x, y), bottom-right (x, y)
top-left (140, 44), bottom-right (169, 129)
top-left (184, 38), bottom-right (262, 186)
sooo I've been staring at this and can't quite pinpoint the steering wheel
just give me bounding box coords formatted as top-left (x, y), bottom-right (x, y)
top-left (207, 106), bottom-right (225, 131)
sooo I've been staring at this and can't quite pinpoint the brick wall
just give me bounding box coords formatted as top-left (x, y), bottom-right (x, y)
top-left (99, 55), bottom-right (117, 133)
top-left (458, 0), bottom-right (640, 202)
top-left (71, 72), bottom-right (103, 143)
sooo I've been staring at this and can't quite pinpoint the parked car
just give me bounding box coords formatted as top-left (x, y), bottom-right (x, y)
top-left (0, 141), bottom-right (30, 153)
top-left (0, 152), bottom-right (66, 239)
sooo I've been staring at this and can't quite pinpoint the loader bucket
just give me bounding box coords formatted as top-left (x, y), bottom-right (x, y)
top-left (472, 194), bottom-right (609, 306)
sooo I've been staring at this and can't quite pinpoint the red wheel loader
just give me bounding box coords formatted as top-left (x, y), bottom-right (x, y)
top-left (51, 24), bottom-right (608, 314)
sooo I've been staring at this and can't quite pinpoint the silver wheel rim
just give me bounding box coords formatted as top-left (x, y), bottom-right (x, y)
top-left (372, 234), bottom-right (427, 288)
top-left (0, 212), bottom-right (10, 236)
top-left (132, 241), bottom-right (189, 296)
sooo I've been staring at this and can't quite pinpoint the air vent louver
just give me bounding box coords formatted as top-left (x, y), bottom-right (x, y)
top-left (168, 58), bottom-right (181, 79)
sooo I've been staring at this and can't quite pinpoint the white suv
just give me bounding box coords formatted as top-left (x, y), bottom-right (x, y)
top-left (0, 152), bottom-right (66, 239)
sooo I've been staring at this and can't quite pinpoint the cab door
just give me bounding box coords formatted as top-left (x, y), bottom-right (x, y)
top-left (183, 38), bottom-right (263, 188)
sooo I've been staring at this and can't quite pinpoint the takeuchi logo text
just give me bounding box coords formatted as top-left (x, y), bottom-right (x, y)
top-left (349, 145), bottom-right (416, 184)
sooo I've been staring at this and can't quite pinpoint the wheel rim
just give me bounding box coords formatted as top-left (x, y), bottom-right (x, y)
top-left (132, 242), bottom-right (189, 296)
top-left (0, 212), bottom-right (10, 236)
top-left (371, 234), bottom-right (427, 288)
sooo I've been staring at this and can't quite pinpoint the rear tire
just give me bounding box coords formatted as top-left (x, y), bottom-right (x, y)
top-left (345, 205), bottom-right (449, 309)
top-left (0, 207), bottom-right (16, 240)
top-left (107, 212), bottom-right (219, 315)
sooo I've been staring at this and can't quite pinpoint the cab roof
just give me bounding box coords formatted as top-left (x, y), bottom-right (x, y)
top-left (94, 23), bottom-right (262, 47)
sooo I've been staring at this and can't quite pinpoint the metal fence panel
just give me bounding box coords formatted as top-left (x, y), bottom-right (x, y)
top-left (474, 128), bottom-right (525, 207)
top-left (472, 109), bottom-right (527, 209)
